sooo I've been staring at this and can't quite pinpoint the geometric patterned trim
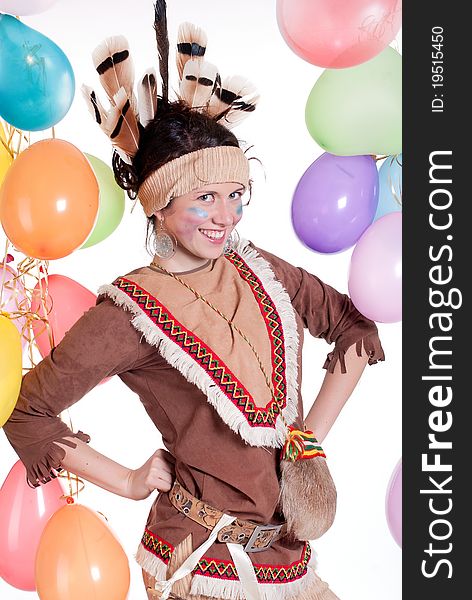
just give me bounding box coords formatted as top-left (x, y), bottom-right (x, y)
top-left (193, 542), bottom-right (311, 584)
top-left (140, 528), bottom-right (311, 584)
top-left (224, 250), bottom-right (288, 415)
top-left (99, 237), bottom-right (300, 446)
top-left (112, 248), bottom-right (288, 428)
top-left (141, 528), bottom-right (174, 564)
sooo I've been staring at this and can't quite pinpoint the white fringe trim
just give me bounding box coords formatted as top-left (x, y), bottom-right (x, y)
top-left (232, 238), bottom-right (300, 429)
top-left (136, 538), bottom-right (317, 600)
top-left (135, 542), bottom-right (169, 580)
top-left (189, 562), bottom-right (315, 600)
top-left (98, 238), bottom-right (299, 449)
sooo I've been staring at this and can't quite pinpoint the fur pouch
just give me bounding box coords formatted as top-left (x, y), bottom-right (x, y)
top-left (278, 456), bottom-right (337, 540)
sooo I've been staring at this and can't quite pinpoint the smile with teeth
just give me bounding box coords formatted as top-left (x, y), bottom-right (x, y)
top-left (199, 228), bottom-right (226, 240)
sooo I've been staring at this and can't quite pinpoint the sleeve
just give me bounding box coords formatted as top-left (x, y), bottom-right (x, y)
top-left (2, 296), bottom-right (143, 488)
top-left (252, 243), bottom-right (385, 374)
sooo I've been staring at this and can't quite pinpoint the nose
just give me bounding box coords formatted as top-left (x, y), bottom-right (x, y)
top-left (212, 199), bottom-right (235, 227)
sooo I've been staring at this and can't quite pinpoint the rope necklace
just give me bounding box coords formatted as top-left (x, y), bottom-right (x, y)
top-left (150, 257), bottom-right (326, 462)
top-left (150, 259), bottom-right (290, 430)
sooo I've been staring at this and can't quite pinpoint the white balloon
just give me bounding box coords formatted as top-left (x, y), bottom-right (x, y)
top-left (0, 0), bottom-right (58, 16)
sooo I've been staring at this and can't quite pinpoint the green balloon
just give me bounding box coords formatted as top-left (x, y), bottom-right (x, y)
top-left (305, 46), bottom-right (402, 156)
top-left (81, 153), bottom-right (125, 248)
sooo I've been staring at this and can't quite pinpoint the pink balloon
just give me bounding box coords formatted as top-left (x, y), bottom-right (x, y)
top-left (386, 458), bottom-right (402, 547)
top-left (348, 212), bottom-right (402, 323)
top-left (0, 0), bottom-right (58, 16)
top-left (0, 460), bottom-right (66, 590)
top-left (0, 263), bottom-right (28, 347)
top-left (31, 274), bottom-right (96, 358)
top-left (277, 0), bottom-right (402, 68)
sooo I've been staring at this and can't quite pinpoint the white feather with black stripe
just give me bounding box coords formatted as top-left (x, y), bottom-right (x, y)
top-left (103, 87), bottom-right (140, 158)
top-left (92, 35), bottom-right (138, 114)
top-left (209, 74), bottom-right (259, 128)
top-left (179, 59), bottom-right (219, 111)
top-left (137, 67), bottom-right (159, 128)
top-left (81, 84), bottom-right (108, 131)
top-left (176, 21), bottom-right (208, 81)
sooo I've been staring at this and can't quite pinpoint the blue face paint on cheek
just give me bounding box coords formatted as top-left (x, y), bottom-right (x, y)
top-left (187, 207), bottom-right (209, 219)
top-left (235, 203), bottom-right (243, 216)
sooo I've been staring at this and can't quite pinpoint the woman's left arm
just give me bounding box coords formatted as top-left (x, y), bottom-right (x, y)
top-left (304, 343), bottom-right (369, 442)
top-left (252, 243), bottom-right (385, 441)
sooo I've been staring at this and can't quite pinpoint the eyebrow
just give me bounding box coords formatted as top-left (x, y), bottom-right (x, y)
top-left (195, 186), bottom-right (246, 195)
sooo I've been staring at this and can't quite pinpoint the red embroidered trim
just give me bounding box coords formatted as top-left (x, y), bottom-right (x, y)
top-left (141, 528), bottom-right (174, 564)
top-left (141, 529), bottom-right (311, 583)
top-left (224, 250), bottom-right (287, 413)
top-left (194, 542), bottom-right (311, 583)
top-left (113, 250), bottom-right (288, 428)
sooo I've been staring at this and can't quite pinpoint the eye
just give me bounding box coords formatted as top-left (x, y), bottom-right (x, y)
top-left (197, 193), bottom-right (214, 202)
top-left (229, 191), bottom-right (242, 200)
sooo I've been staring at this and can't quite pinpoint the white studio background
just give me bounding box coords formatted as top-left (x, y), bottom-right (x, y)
top-left (0, 1), bottom-right (402, 599)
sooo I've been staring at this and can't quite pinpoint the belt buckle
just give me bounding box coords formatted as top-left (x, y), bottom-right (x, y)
top-left (244, 524), bottom-right (282, 553)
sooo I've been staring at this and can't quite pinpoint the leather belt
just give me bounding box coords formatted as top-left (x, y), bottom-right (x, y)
top-left (169, 481), bottom-right (287, 553)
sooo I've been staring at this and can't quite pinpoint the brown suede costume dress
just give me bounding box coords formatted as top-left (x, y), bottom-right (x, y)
top-left (3, 239), bottom-right (384, 600)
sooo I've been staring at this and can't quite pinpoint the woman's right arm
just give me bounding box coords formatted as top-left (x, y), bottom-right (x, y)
top-left (55, 436), bottom-right (175, 500)
top-left (2, 296), bottom-right (173, 497)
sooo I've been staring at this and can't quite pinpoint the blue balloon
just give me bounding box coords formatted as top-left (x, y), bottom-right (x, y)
top-left (0, 14), bottom-right (75, 131)
top-left (374, 153), bottom-right (402, 221)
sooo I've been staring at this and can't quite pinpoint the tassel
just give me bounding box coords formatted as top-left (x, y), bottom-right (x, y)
top-left (176, 21), bottom-right (208, 81)
top-left (138, 68), bottom-right (159, 127)
top-left (179, 59), bottom-right (218, 110)
top-left (208, 75), bottom-right (259, 129)
top-left (154, 0), bottom-right (169, 101)
top-left (281, 426), bottom-right (326, 462)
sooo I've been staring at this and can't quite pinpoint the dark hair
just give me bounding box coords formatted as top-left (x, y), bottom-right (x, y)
top-left (111, 99), bottom-right (248, 253)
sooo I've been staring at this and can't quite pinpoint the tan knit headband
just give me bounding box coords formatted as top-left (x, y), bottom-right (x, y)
top-left (138, 146), bottom-right (250, 216)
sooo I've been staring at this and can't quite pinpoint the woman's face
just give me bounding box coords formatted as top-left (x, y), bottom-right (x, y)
top-left (156, 181), bottom-right (246, 262)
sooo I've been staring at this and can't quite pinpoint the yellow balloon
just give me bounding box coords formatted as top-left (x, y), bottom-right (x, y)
top-left (0, 315), bottom-right (22, 427)
top-left (0, 122), bottom-right (13, 187)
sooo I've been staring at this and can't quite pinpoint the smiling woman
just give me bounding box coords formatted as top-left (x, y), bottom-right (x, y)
top-left (156, 182), bottom-right (246, 271)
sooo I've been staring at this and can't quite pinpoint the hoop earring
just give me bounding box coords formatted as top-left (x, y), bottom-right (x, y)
top-left (224, 228), bottom-right (240, 255)
top-left (153, 217), bottom-right (177, 259)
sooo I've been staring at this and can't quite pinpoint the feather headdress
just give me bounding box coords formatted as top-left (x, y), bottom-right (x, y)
top-left (82, 1), bottom-right (258, 164)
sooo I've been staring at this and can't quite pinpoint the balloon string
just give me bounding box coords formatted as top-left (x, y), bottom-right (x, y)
top-left (15, 127), bottom-right (22, 156)
top-left (0, 132), bottom-right (14, 159)
top-left (387, 174), bottom-right (402, 208)
top-left (0, 239), bottom-right (10, 306)
top-left (57, 471), bottom-right (85, 501)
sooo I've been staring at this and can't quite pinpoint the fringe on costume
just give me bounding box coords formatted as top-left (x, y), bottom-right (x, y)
top-left (323, 332), bottom-right (386, 374)
top-left (136, 542), bottom-right (169, 581)
top-left (23, 430), bottom-right (90, 488)
top-left (142, 567), bottom-right (338, 600)
top-left (189, 566), bottom-right (316, 600)
top-left (98, 238), bottom-right (301, 450)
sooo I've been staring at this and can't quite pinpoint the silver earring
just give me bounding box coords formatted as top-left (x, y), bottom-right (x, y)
top-left (153, 218), bottom-right (177, 259)
top-left (224, 228), bottom-right (240, 255)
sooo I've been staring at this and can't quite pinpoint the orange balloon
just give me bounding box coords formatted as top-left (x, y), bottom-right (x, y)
top-left (35, 504), bottom-right (130, 600)
top-left (0, 139), bottom-right (99, 260)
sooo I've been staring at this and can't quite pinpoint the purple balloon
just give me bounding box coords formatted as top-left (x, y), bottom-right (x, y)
top-left (348, 212), bottom-right (402, 323)
top-left (291, 153), bottom-right (379, 253)
top-left (386, 459), bottom-right (402, 548)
